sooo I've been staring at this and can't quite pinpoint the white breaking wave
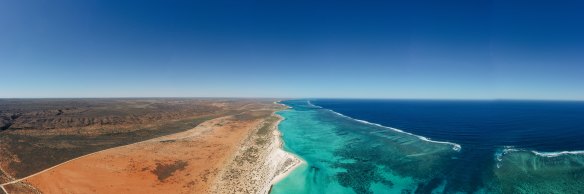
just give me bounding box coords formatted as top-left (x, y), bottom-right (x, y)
top-left (495, 146), bottom-right (518, 168)
top-left (306, 100), bottom-right (323, 108)
top-left (321, 105), bottom-right (462, 152)
top-left (501, 146), bottom-right (584, 158)
top-left (500, 146), bottom-right (519, 154)
top-left (531, 150), bottom-right (584, 157)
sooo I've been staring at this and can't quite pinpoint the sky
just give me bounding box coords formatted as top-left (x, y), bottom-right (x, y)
top-left (1, 0), bottom-right (583, 100)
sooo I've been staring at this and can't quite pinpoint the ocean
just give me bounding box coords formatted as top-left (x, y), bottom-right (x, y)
top-left (271, 99), bottom-right (584, 194)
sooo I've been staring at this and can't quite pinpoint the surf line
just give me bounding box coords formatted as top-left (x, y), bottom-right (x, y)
top-left (501, 146), bottom-right (584, 158)
top-left (270, 102), bottom-right (306, 189)
top-left (306, 100), bottom-right (323, 108)
top-left (306, 100), bottom-right (462, 151)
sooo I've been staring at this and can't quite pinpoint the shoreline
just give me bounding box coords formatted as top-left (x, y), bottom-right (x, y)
top-left (268, 114), bottom-right (304, 186)
top-left (210, 101), bottom-right (303, 194)
top-left (263, 103), bottom-right (304, 192)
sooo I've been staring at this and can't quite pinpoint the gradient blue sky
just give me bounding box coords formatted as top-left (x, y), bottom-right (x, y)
top-left (1, 0), bottom-right (583, 99)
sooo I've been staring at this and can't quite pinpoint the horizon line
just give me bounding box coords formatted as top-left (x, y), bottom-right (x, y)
top-left (1, 97), bottom-right (583, 102)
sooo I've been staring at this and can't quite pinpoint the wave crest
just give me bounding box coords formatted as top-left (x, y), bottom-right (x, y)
top-left (501, 146), bottom-right (584, 158)
top-left (306, 100), bottom-right (323, 108)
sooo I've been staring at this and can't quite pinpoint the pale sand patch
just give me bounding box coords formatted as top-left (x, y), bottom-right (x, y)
top-left (268, 128), bottom-right (304, 186)
top-left (210, 112), bottom-right (303, 194)
top-left (266, 107), bottom-right (303, 188)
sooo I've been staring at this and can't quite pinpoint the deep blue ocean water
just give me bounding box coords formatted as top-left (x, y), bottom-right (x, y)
top-left (271, 99), bottom-right (584, 194)
top-left (312, 99), bottom-right (584, 152)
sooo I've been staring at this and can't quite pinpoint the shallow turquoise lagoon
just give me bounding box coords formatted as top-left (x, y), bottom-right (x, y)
top-left (271, 100), bottom-right (584, 194)
top-left (271, 100), bottom-right (460, 194)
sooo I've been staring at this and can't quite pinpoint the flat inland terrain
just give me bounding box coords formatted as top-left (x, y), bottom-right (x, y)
top-left (0, 98), bottom-right (283, 193)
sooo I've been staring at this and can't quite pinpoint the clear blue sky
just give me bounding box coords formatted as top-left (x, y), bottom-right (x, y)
top-left (1, 0), bottom-right (583, 99)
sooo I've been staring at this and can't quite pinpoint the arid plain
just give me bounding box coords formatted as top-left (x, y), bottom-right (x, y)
top-left (0, 98), bottom-right (298, 194)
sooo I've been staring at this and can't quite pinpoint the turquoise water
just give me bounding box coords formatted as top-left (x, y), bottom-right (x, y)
top-left (271, 100), bottom-right (461, 194)
top-left (271, 100), bottom-right (584, 194)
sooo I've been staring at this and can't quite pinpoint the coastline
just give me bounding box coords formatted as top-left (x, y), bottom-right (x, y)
top-left (262, 103), bottom-right (304, 193)
top-left (268, 115), bottom-right (304, 186)
top-left (210, 101), bottom-right (303, 194)
top-left (268, 100), bottom-right (584, 193)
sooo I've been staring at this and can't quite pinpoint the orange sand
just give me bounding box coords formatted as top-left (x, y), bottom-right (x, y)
top-left (22, 116), bottom-right (263, 194)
